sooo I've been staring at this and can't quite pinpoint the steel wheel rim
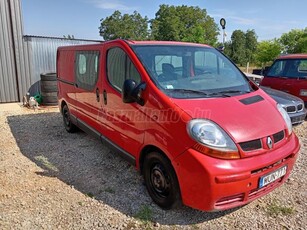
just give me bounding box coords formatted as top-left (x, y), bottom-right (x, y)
top-left (150, 164), bottom-right (170, 198)
top-left (63, 109), bottom-right (70, 126)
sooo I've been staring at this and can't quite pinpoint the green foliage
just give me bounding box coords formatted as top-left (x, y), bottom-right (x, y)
top-left (230, 30), bottom-right (247, 65)
top-left (134, 205), bottom-right (153, 229)
top-left (245, 29), bottom-right (258, 63)
top-left (34, 155), bottom-right (59, 172)
top-left (134, 205), bottom-right (153, 222)
top-left (255, 40), bottom-right (281, 66)
top-left (226, 29), bottom-right (258, 66)
top-left (279, 28), bottom-right (307, 53)
top-left (99, 10), bottom-right (149, 40)
top-left (151, 5), bottom-right (218, 45)
top-left (86, 192), bottom-right (95, 198)
top-left (266, 200), bottom-right (295, 217)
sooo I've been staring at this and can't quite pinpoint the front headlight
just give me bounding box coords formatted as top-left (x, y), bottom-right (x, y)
top-left (277, 103), bottom-right (292, 135)
top-left (188, 119), bottom-right (239, 159)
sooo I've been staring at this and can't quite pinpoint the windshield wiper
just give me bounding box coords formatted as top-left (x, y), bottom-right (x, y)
top-left (210, 90), bottom-right (251, 97)
top-left (166, 88), bottom-right (210, 96)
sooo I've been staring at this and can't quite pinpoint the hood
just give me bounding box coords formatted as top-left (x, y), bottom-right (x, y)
top-left (172, 90), bottom-right (287, 143)
top-left (261, 86), bottom-right (304, 106)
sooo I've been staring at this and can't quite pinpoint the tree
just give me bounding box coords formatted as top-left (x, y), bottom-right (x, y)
top-left (151, 5), bottom-right (219, 45)
top-left (296, 32), bottom-right (307, 53)
top-left (245, 30), bottom-right (258, 63)
top-left (225, 29), bottom-right (258, 66)
top-left (99, 11), bottom-right (149, 40)
top-left (279, 28), bottom-right (307, 53)
top-left (230, 30), bottom-right (246, 65)
top-left (255, 40), bottom-right (281, 66)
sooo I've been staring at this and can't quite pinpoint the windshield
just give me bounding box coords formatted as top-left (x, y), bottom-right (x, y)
top-left (267, 58), bottom-right (307, 79)
top-left (132, 45), bottom-right (252, 98)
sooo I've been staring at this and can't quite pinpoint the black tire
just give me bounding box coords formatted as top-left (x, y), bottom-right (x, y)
top-left (40, 73), bottom-right (57, 81)
top-left (62, 105), bottom-right (78, 133)
top-left (143, 152), bottom-right (181, 209)
top-left (40, 73), bottom-right (58, 106)
top-left (41, 80), bottom-right (58, 92)
top-left (41, 91), bottom-right (58, 106)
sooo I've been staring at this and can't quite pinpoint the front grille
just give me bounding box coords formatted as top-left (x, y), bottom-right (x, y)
top-left (273, 130), bottom-right (285, 143)
top-left (297, 103), bottom-right (303, 111)
top-left (239, 130), bottom-right (285, 154)
top-left (240, 139), bottom-right (262, 151)
top-left (286, 105), bottom-right (296, 113)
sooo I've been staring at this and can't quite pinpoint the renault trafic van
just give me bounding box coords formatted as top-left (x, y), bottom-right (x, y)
top-left (57, 40), bottom-right (300, 211)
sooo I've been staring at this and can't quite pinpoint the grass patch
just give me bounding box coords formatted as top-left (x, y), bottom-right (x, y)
top-left (104, 187), bottom-right (115, 194)
top-left (86, 192), bottom-right (95, 198)
top-left (266, 200), bottom-right (295, 217)
top-left (34, 155), bottom-right (58, 172)
top-left (134, 205), bottom-right (153, 229)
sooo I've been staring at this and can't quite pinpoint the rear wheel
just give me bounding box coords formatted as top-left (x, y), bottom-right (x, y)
top-left (62, 105), bottom-right (78, 133)
top-left (143, 152), bottom-right (181, 209)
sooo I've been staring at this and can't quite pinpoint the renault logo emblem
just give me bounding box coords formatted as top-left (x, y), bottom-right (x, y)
top-left (267, 137), bottom-right (273, 149)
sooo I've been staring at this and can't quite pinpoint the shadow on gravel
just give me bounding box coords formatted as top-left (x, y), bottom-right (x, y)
top-left (7, 112), bottom-right (238, 225)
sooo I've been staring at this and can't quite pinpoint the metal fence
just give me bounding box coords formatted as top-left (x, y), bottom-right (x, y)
top-left (23, 36), bottom-right (101, 96)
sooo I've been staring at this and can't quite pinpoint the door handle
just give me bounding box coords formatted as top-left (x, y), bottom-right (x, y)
top-left (103, 90), bottom-right (107, 105)
top-left (96, 88), bottom-right (100, 102)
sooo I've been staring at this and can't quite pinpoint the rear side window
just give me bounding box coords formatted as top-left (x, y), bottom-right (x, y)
top-left (107, 47), bottom-right (141, 91)
top-left (75, 51), bottom-right (99, 90)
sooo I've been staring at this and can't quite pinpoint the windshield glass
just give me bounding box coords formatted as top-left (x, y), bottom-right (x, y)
top-left (267, 59), bottom-right (307, 79)
top-left (132, 45), bottom-right (252, 98)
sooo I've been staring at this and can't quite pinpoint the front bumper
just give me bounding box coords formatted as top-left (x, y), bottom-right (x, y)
top-left (289, 109), bottom-right (306, 125)
top-left (173, 133), bottom-right (300, 211)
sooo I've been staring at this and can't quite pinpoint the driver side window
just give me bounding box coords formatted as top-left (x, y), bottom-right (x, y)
top-left (107, 47), bottom-right (141, 91)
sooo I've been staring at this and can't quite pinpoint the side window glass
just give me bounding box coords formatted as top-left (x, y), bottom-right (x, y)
top-left (78, 55), bottom-right (87, 74)
top-left (75, 51), bottom-right (100, 91)
top-left (107, 47), bottom-right (141, 91)
top-left (298, 60), bottom-right (307, 73)
top-left (268, 60), bottom-right (285, 76)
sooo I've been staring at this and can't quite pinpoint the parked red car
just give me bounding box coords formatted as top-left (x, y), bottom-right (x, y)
top-left (57, 40), bottom-right (300, 211)
top-left (261, 54), bottom-right (307, 107)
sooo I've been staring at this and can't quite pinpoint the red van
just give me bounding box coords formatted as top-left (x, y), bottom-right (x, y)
top-left (57, 40), bottom-right (300, 211)
top-left (261, 54), bottom-right (307, 107)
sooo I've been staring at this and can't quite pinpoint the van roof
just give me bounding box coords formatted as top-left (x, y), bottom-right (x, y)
top-left (57, 39), bottom-right (212, 50)
top-left (126, 40), bottom-right (211, 47)
top-left (278, 54), bottom-right (307, 59)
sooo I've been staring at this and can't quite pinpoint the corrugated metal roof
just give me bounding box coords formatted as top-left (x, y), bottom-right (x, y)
top-left (24, 35), bottom-right (103, 43)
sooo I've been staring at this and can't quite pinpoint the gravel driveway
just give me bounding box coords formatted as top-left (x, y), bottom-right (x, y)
top-left (0, 104), bottom-right (306, 229)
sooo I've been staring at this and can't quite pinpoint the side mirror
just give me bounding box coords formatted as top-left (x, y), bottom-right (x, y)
top-left (122, 79), bottom-right (146, 106)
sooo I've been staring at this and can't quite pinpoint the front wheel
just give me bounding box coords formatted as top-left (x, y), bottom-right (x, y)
top-left (62, 105), bottom-right (78, 133)
top-left (143, 152), bottom-right (181, 209)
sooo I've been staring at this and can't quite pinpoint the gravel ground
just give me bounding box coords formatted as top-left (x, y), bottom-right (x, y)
top-left (0, 104), bottom-right (306, 230)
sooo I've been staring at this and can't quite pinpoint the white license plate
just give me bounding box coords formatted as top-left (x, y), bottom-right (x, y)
top-left (259, 165), bottom-right (287, 188)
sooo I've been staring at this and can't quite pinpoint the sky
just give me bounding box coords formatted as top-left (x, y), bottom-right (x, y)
top-left (22, 0), bottom-right (307, 42)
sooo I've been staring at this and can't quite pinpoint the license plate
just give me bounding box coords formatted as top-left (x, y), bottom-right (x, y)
top-left (259, 165), bottom-right (287, 188)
